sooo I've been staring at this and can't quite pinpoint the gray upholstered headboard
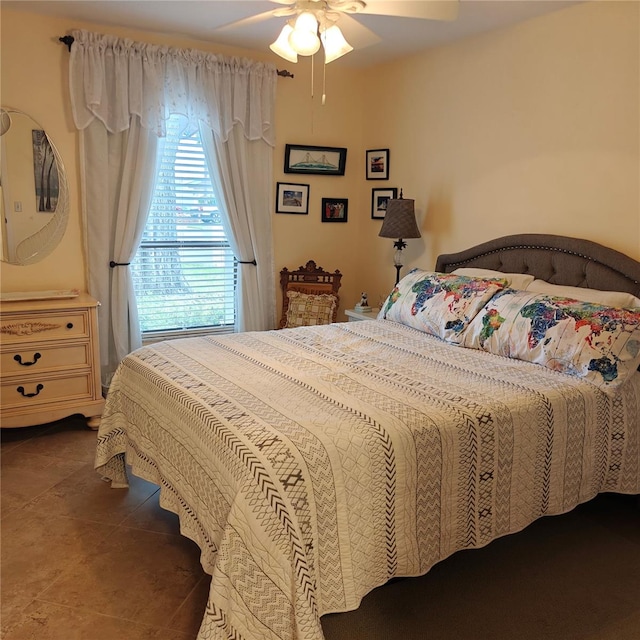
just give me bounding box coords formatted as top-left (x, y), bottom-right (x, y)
top-left (435, 234), bottom-right (640, 297)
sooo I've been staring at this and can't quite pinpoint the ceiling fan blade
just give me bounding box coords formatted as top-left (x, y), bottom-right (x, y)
top-left (213, 8), bottom-right (285, 33)
top-left (334, 13), bottom-right (381, 50)
top-left (360, 0), bottom-right (459, 21)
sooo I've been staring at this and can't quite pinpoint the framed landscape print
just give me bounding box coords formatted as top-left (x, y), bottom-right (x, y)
top-left (366, 148), bottom-right (389, 180)
top-left (371, 187), bottom-right (397, 219)
top-left (321, 198), bottom-right (348, 223)
top-left (275, 182), bottom-right (310, 214)
top-left (284, 144), bottom-right (347, 176)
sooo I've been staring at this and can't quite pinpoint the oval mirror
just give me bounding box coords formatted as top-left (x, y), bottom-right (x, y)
top-left (0, 108), bottom-right (68, 265)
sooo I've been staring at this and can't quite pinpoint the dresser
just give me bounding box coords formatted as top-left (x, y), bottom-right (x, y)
top-left (0, 294), bottom-right (104, 429)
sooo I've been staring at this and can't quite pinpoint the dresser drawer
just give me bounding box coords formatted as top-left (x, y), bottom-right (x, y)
top-left (1, 343), bottom-right (91, 376)
top-left (0, 294), bottom-right (103, 429)
top-left (0, 311), bottom-right (89, 345)
top-left (1, 372), bottom-right (94, 411)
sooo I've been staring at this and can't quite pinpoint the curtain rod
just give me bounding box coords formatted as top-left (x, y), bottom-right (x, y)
top-left (58, 35), bottom-right (294, 78)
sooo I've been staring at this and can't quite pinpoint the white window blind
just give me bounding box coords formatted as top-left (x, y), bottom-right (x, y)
top-left (131, 116), bottom-right (236, 338)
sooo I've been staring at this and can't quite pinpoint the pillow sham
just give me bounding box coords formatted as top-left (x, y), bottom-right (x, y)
top-left (452, 268), bottom-right (535, 291)
top-left (526, 280), bottom-right (640, 309)
top-left (463, 289), bottom-right (640, 392)
top-left (378, 269), bottom-right (507, 343)
top-left (284, 291), bottom-right (337, 328)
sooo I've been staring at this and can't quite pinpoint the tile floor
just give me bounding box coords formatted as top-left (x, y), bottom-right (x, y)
top-left (2, 416), bottom-right (639, 640)
top-left (1, 417), bottom-right (210, 639)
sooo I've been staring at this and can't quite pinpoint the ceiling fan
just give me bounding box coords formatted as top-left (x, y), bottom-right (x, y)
top-left (213, 0), bottom-right (459, 63)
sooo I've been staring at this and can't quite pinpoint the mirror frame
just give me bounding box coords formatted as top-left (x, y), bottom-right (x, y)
top-left (0, 107), bottom-right (69, 266)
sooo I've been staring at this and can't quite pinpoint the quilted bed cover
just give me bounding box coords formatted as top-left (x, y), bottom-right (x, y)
top-left (95, 320), bottom-right (640, 640)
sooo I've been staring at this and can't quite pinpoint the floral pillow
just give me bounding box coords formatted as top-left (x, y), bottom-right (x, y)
top-left (463, 289), bottom-right (640, 392)
top-left (377, 269), bottom-right (507, 343)
top-left (284, 291), bottom-right (337, 328)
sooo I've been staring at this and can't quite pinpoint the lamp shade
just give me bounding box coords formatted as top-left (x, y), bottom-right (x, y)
top-left (270, 24), bottom-right (298, 62)
top-left (378, 198), bottom-right (421, 239)
top-left (321, 25), bottom-right (353, 63)
top-left (288, 12), bottom-right (321, 55)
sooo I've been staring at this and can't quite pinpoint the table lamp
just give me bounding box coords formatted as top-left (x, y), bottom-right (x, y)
top-left (378, 190), bottom-right (421, 284)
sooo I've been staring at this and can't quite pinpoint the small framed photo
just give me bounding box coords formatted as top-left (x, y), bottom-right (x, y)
top-left (321, 198), bottom-right (348, 223)
top-left (366, 148), bottom-right (389, 180)
top-left (371, 188), bottom-right (398, 219)
top-left (284, 144), bottom-right (347, 176)
top-left (275, 182), bottom-right (310, 214)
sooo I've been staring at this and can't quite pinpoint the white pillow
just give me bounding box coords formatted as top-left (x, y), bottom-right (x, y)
top-left (452, 268), bottom-right (535, 291)
top-left (526, 280), bottom-right (640, 309)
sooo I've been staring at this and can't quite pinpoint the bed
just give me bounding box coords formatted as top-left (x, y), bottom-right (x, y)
top-left (95, 233), bottom-right (640, 640)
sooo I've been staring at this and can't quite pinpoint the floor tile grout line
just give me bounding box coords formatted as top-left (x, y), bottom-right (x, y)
top-left (165, 573), bottom-right (211, 633)
top-left (1, 461), bottom-right (99, 517)
top-left (15, 596), bottom-right (194, 636)
top-left (28, 523), bottom-right (197, 627)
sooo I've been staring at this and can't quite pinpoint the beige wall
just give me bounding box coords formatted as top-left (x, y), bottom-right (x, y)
top-left (1, 10), bottom-right (85, 291)
top-left (359, 0), bottom-right (640, 304)
top-left (2, 1), bottom-right (638, 319)
top-left (0, 7), bottom-right (366, 316)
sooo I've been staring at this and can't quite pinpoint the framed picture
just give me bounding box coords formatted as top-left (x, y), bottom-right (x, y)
top-left (284, 144), bottom-right (347, 176)
top-left (366, 148), bottom-right (389, 180)
top-left (275, 182), bottom-right (310, 214)
top-left (371, 187), bottom-right (398, 219)
top-left (321, 198), bottom-right (348, 223)
top-left (32, 130), bottom-right (59, 212)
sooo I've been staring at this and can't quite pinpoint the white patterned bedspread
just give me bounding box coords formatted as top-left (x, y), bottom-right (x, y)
top-left (95, 320), bottom-right (640, 640)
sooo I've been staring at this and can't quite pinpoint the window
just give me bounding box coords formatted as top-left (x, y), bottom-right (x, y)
top-left (131, 116), bottom-right (236, 340)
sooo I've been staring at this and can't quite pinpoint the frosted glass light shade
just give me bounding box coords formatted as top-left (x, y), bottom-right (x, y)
top-left (289, 29), bottom-right (321, 55)
top-left (321, 25), bottom-right (353, 63)
top-left (270, 24), bottom-right (298, 62)
top-left (293, 11), bottom-right (318, 33)
top-left (288, 11), bottom-right (321, 56)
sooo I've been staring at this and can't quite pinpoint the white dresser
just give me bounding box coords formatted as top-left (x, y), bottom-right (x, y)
top-left (0, 293), bottom-right (104, 429)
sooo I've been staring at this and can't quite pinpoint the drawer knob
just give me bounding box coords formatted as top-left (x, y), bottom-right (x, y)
top-left (16, 384), bottom-right (44, 398)
top-left (13, 353), bottom-right (42, 367)
top-left (66, 323), bottom-right (74, 329)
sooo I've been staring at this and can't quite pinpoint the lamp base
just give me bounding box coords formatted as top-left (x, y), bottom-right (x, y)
top-left (394, 264), bottom-right (402, 285)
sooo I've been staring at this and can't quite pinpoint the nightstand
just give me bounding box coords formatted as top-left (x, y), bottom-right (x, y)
top-left (345, 308), bottom-right (379, 322)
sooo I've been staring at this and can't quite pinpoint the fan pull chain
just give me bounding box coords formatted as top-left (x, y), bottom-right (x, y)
top-left (310, 55), bottom-right (315, 134)
top-left (322, 59), bottom-right (326, 106)
top-left (311, 52), bottom-right (314, 99)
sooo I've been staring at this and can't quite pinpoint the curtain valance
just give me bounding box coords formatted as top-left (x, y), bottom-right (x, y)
top-left (68, 29), bottom-right (277, 146)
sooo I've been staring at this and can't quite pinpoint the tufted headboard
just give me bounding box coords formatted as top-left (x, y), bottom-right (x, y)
top-left (435, 234), bottom-right (640, 297)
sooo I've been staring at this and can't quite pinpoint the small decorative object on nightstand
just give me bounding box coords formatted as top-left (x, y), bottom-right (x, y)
top-left (354, 291), bottom-right (371, 313)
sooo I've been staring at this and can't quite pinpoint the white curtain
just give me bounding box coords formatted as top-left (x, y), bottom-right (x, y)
top-left (79, 118), bottom-right (158, 386)
top-left (68, 29), bottom-right (278, 384)
top-left (200, 125), bottom-right (275, 331)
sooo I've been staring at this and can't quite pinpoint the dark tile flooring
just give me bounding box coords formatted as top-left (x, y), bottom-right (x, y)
top-left (2, 416), bottom-right (639, 640)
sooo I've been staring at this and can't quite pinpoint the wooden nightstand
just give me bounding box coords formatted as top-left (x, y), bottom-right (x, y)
top-left (345, 308), bottom-right (379, 322)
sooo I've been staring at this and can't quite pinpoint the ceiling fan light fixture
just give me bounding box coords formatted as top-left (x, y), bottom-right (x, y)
top-left (288, 11), bottom-right (321, 55)
top-left (320, 24), bottom-right (353, 63)
top-left (292, 10), bottom-right (318, 33)
top-left (269, 23), bottom-right (298, 62)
